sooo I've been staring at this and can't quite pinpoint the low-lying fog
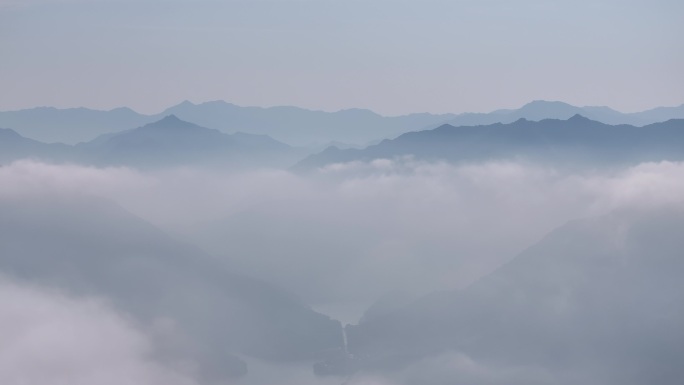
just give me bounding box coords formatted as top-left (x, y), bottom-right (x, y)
top-left (2, 159), bottom-right (683, 384)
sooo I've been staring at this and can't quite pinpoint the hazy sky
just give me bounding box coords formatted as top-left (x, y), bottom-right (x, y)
top-left (1, 0), bottom-right (682, 115)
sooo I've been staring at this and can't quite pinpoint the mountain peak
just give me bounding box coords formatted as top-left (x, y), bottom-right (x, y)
top-left (524, 100), bottom-right (573, 107)
top-left (520, 100), bottom-right (572, 110)
top-left (159, 114), bottom-right (181, 122)
top-left (514, 100), bottom-right (584, 121)
top-left (568, 114), bottom-right (591, 122)
top-left (140, 114), bottom-right (203, 132)
top-left (0, 127), bottom-right (24, 140)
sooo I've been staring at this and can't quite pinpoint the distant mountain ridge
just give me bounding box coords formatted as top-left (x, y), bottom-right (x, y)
top-left (77, 114), bottom-right (303, 168)
top-left (158, 100), bottom-right (457, 147)
top-left (6, 114), bottom-right (684, 170)
top-left (295, 115), bottom-right (684, 170)
top-left (0, 106), bottom-right (153, 145)
top-left (0, 127), bottom-right (73, 164)
top-left (446, 100), bottom-right (684, 127)
top-left (0, 115), bottom-right (305, 169)
top-left (2, 100), bottom-right (682, 146)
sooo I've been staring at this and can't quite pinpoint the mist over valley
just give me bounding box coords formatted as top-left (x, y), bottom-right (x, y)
top-left (2, 0), bottom-right (683, 383)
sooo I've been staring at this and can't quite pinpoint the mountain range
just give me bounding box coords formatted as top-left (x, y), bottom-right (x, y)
top-left (296, 115), bottom-right (684, 170)
top-left (1, 115), bottom-right (306, 169)
top-left (2, 100), bottom-right (682, 146)
top-left (4, 113), bottom-right (684, 171)
top-left (445, 100), bottom-right (684, 127)
top-left (0, 127), bottom-right (73, 164)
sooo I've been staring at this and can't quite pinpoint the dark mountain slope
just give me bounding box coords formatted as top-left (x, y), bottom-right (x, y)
top-left (1, 115), bottom-right (306, 169)
top-left (328, 207), bottom-right (684, 384)
top-left (296, 116), bottom-right (684, 170)
top-left (0, 194), bottom-right (344, 381)
top-left (445, 100), bottom-right (684, 127)
top-left (77, 114), bottom-right (302, 168)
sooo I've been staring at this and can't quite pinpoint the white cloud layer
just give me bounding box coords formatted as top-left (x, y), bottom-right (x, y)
top-left (0, 278), bottom-right (198, 385)
top-left (1, 158), bottom-right (683, 383)
top-left (2, 159), bottom-right (684, 322)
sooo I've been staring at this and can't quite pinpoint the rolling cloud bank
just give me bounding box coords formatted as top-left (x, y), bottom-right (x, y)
top-left (2, 151), bottom-right (684, 384)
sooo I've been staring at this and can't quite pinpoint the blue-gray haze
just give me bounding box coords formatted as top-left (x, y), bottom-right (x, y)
top-left (1, 0), bottom-right (683, 115)
top-left (2, 113), bottom-right (684, 383)
top-left (2, 0), bottom-right (684, 384)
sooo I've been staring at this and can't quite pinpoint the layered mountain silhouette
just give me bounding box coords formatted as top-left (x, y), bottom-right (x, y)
top-left (445, 100), bottom-right (684, 127)
top-left (3, 100), bottom-right (682, 146)
top-left (5, 114), bottom-right (684, 171)
top-left (1, 115), bottom-right (306, 169)
top-left (0, 102), bottom-right (454, 146)
top-left (160, 100), bottom-right (456, 147)
top-left (316, 207), bottom-right (684, 383)
top-left (296, 116), bottom-right (684, 170)
top-left (76, 115), bottom-right (304, 168)
top-left (0, 106), bottom-right (153, 144)
top-left (0, 127), bottom-right (73, 164)
top-left (0, 195), bottom-right (345, 382)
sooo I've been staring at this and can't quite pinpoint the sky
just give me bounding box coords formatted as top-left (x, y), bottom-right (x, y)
top-left (1, 0), bottom-right (682, 115)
